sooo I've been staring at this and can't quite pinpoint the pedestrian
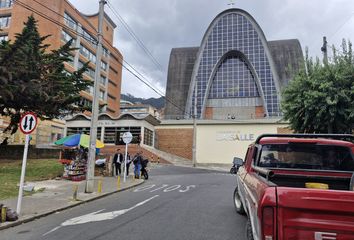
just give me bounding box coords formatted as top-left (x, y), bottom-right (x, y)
top-left (126, 153), bottom-right (132, 176)
top-left (113, 149), bottom-right (123, 176)
top-left (133, 151), bottom-right (143, 179)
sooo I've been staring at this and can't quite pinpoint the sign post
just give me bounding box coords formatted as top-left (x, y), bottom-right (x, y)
top-left (122, 132), bottom-right (133, 182)
top-left (17, 112), bottom-right (38, 215)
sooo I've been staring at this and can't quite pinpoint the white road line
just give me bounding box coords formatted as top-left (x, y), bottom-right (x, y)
top-left (42, 195), bottom-right (159, 236)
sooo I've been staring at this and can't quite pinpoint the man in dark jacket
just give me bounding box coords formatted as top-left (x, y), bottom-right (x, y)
top-left (113, 149), bottom-right (123, 176)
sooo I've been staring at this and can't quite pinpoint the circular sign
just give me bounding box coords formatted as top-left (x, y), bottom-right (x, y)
top-left (19, 112), bottom-right (38, 135)
top-left (122, 132), bottom-right (133, 144)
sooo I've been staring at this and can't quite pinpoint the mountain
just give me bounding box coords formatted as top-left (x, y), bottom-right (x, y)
top-left (121, 93), bottom-right (165, 109)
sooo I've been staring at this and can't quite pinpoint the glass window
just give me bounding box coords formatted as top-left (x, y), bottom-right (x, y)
top-left (143, 128), bottom-right (153, 146)
top-left (259, 144), bottom-right (354, 171)
top-left (100, 75), bottom-right (107, 85)
top-left (0, 0), bottom-right (12, 8)
top-left (0, 15), bottom-right (11, 28)
top-left (61, 30), bottom-right (75, 45)
top-left (0, 34), bottom-right (8, 41)
top-left (99, 89), bottom-right (105, 100)
top-left (82, 28), bottom-right (97, 47)
top-left (64, 12), bottom-right (77, 30)
top-left (101, 61), bottom-right (107, 71)
top-left (80, 44), bottom-right (96, 64)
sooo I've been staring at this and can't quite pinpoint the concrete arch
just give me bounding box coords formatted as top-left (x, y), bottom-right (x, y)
top-left (200, 50), bottom-right (269, 118)
top-left (185, 8), bottom-right (282, 118)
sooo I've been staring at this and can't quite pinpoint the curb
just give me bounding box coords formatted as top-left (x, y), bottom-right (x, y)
top-left (0, 180), bottom-right (145, 231)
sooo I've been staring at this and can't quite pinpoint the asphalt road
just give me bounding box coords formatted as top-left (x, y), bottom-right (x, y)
top-left (0, 165), bottom-right (247, 240)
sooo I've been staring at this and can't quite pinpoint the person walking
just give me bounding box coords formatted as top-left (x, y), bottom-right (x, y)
top-left (125, 153), bottom-right (132, 176)
top-left (133, 151), bottom-right (143, 179)
top-left (113, 149), bottom-right (123, 176)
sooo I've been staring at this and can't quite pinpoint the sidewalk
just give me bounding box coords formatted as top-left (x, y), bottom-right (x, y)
top-left (0, 175), bottom-right (144, 230)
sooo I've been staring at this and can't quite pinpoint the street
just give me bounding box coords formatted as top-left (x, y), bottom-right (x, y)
top-left (0, 165), bottom-right (247, 240)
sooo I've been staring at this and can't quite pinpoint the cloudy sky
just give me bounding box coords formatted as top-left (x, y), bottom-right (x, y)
top-left (69, 0), bottom-right (354, 99)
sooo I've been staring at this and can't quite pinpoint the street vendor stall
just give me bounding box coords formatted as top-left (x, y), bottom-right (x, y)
top-left (54, 134), bottom-right (104, 181)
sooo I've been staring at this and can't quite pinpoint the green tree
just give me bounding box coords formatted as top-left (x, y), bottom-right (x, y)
top-left (282, 40), bottom-right (354, 133)
top-left (0, 16), bottom-right (91, 135)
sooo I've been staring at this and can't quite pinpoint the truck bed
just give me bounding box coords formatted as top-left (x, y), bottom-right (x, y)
top-left (268, 171), bottom-right (353, 191)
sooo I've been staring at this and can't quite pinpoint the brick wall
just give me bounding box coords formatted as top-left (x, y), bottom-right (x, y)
top-left (155, 129), bottom-right (193, 160)
top-left (101, 144), bottom-right (170, 164)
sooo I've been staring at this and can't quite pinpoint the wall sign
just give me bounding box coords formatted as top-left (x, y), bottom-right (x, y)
top-left (216, 131), bottom-right (255, 141)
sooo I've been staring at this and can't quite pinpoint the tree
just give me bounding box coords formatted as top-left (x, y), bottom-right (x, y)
top-left (0, 16), bottom-right (91, 135)
top-left (281, 40), bottom-right (354, 133)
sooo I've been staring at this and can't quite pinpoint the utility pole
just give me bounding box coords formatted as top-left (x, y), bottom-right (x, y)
top-left (321, 36), bottom-right (328, 65)
top-left (86, 0), bottom-right (106, 193)
top-left (192, 81), bottom-right (197, 168)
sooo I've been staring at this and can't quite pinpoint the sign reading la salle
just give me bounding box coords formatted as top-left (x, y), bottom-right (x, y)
top-left (216, 131), bottom-right (255, 141)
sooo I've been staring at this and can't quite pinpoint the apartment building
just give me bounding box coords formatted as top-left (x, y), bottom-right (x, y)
top-left (0, 0), bottom-right (123, 116)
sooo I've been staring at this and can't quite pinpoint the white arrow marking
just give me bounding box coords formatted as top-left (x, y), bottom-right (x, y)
top-left (43, 195), bottom-right (159, 236)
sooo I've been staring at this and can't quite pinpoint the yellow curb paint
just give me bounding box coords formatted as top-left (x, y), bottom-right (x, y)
top-left (98, 179), bottom-right (102, 194)
top-left (117, 176), bottom-right (121, 190)
top-left (1, 206), bottom-right (6, 223)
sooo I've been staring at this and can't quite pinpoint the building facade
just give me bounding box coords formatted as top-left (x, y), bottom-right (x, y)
top-left (0, 0), bottom-right (123, 116)
top-left (165, 8), bottom-right (304, 120)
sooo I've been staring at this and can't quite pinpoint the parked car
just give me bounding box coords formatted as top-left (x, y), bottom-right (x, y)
top-left (233, 134), bottom-right (354, 240)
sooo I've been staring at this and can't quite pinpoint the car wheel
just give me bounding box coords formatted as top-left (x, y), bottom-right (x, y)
top-left (233, 186), bottom-right (245, 214)
top-left (245, 218), bottom-right (255, 240)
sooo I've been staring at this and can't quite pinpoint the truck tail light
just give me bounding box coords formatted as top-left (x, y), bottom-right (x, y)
top-left (262, 207), bottom-right (274, 240)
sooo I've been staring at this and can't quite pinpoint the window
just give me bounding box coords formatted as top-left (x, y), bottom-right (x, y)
top-left (0, 0), bottom-right (12, 8)
top-left (0, 15), bottom-right (11, 28)
top-left (78, 61), bottom-right (95, 79)
top-left (61, 30), bottom-right (75, 45)
top-left (258, 144), bottom-right (354, 171)
top-left (64, 12), bottom-right (77, 30)
top-left (100, 75), bottom-right (107, 85)
top-left (99, 90), bottom-right (105, 100)
top-left (82, 29), bottom-right (97, 47)
top-left (80, 44), bottom-right (96, 63)
top-left (102, 47), bottom-right (109, 58)
top-left (0, 34), bottom-right (8, 41)
top-left (144, 128), bottom-right (153, 146)
top-left (104, 127), bottom-right (141, 144)
top-left (101, 61), bottom-right (107, 71)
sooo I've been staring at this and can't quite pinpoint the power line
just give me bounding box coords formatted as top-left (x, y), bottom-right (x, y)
top-left (105, 0), bottom-right (165, 72)
top-left (12, 0), bottom-right (188, 116)
top-left (23, 0), bottom-right (166, 98)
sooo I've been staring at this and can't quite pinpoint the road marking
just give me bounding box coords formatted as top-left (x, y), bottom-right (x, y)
top-left (133, 184), bottom-right (156, 192)
top-left (43, 195), bottom-right (159, 236)
top-left (134, 184), bottom-right (196, 193)
top-left (150, 184), bottom-right (169, 192)
top-left (163, 185), bottom-right (181, 192)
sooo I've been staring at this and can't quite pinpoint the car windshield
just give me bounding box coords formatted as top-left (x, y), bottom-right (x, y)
top-left (258, 144), bottom-right (354, 171)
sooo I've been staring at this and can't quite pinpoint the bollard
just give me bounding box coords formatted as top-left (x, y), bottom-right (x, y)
top-left (72, 185), bottom-right (78, 201)
top-left (98, 178), bottom-right (103, 194)
top-left (117, 175), bottom-right (121, 189)
top-left (1, 206), bottom-right (6, 223)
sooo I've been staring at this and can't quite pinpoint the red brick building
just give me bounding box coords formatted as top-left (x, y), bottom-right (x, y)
top-left (0, 0), bottom-right (123, 116)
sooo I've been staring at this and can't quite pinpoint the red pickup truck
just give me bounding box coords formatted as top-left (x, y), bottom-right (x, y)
top-left (233, 134), bottom-right (354, 240)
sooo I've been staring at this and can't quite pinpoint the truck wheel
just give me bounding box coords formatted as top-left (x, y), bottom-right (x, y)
top-left (233, 186), bottom-right (245, 214)
top-left (245, 218), bottom-right (254, 240)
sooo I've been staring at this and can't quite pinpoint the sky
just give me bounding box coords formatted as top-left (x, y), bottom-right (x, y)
top-left (69, 0), bottom-right (354, 99)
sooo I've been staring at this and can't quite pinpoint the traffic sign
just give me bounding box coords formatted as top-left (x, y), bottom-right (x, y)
top-left (19, 112), bottom-right (38, 134)
top-left (122, 132), bottom-right (133, 144)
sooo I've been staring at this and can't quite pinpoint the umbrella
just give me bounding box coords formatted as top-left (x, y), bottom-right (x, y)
top-left (54, 134), bottom-right (104, 148)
